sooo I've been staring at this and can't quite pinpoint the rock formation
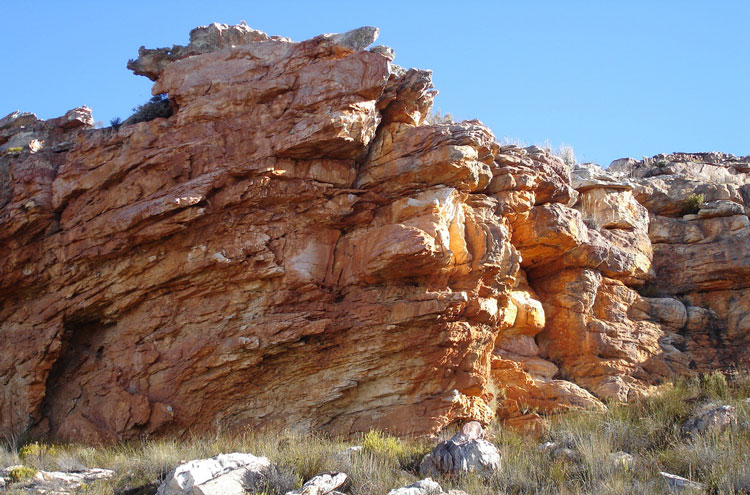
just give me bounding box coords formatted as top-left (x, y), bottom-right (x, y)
top-left (1, 22), bottom-right (748, 442)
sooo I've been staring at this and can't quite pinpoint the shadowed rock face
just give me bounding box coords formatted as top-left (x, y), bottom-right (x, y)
top-left (1, 23), bottom-right (748, 442)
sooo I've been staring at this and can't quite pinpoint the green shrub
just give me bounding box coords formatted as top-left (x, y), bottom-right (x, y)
top-left (362, 430), bottom-right (407, 460)
top-left (681, 193), bottom-right (705, 215)
top-left (8, 465), bottom-right (37, 482)
top-left (3, 146), bottom-right (23, 155)
top-left (18, 442), bottom-right (58, 461)
top-left (361, 430), bottom-right (429, 473)
top-left (700, 370), bottom-right (729, 400)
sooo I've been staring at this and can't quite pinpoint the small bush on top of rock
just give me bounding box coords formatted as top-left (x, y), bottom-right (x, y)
top-left (109, 117), bottom-right (122, 131)
top-left (123, 94), bottom-right (173, 126)
top-left (426, 109), bottom-right (454, 125)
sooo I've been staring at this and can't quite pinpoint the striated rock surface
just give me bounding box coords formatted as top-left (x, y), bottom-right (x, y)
top-left (1, 24), bottom-right (513, 442)
top-left (1, 23), bottom-right (748, 443)
top-left (610, 153), bottom-right (750, 372)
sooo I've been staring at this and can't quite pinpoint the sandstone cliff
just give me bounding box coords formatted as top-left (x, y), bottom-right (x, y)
top-left (1, 23), bottom-right (747, 442)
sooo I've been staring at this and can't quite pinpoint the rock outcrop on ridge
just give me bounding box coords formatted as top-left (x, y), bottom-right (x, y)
top-left (1, 22), bottom-right (748, 442)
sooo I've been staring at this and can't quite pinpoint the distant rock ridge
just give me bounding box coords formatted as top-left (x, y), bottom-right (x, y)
top-left (1, 23), bottom-right (748, 442)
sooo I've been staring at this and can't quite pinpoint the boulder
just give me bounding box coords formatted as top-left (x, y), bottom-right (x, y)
top-left (659, 471), bottom-right (704, 492)
top-left (2, 467), bottom-right (114, 494)
top-left (419, 422), bottom-right (500, 478)
top-left (285, 472), bottom-right (348, 495)
top-left (156, 453), bottom-right (270, 495)
top-left (682, 405), bottom-right (737, 435)
top-left (387, 478), bottom-right (467, 495)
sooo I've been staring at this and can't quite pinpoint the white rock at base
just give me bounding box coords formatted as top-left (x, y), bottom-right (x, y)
top-left (157, 452), bottom-right (270, 495)
top-left (285, 472), bottom-right (348, 495)
top-left (659, 471), bottom-right (704, 492)
top-left (388, 478), bottom-right (445, 495)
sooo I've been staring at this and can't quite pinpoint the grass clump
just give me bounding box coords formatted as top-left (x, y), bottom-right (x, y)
top-left (18, 442), bottom-right (59, 461)
top-left (243, 463), bottom-right (301, 495)
top-left (681, 193), bottom-right (705, 215)
top-left (700, 369), bottom-right (729, 400)
top-left (426, 109), bottom-right (454, 124)
top-left (361, 430), bottom-right (430, 473)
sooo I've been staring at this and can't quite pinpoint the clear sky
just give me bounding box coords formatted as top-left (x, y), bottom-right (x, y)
top-left (2, 1), bottom-right (748, 166)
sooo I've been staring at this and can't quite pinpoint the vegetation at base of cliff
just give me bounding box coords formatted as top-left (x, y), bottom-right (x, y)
top-left (2, 370), bottom-right (749, 494)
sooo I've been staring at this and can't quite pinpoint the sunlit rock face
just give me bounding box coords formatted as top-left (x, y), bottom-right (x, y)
top-left (1, 23), bottom-right (748, 443)
top-left (611, 153), bottom-right (750, 372)
top-left (0, 24), bottom-right (516, 442)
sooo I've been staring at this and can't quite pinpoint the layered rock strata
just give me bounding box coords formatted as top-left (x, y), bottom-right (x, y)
top-left (610, 154), bottom-right (750, 372)
top-left (1, 23), bottom-right (747, 442)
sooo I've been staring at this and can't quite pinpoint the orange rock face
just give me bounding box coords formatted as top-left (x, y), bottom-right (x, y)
top-left (1, 24), bottom-right (748, 442)
top-left (0, 25), bottom-right (515, 442)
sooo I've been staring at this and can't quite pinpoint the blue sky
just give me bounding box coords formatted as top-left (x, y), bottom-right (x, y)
top-left (2, 1), bottom-right (748, 166)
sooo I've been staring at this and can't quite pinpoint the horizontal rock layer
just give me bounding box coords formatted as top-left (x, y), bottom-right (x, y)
top-left (1, 23), bottom-right (748, 442)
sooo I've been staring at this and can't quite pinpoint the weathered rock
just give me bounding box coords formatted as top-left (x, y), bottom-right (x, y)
top-left (285, 472), bottom-right (348, 495)
top-left (387, 478), bottom-right (466, 495)
top-left (0, 24), bottom-right (514, 442)
top-left (628, 153), bottom-right (750, 372)
top-left (0, 107), bottom-right (92, 154)
top-left (659, 471), bottom-right (704, 492)
top-left (697, 199), bottom-right (745, 218)
top-left (157, 453), bottom-right (270, 495)
top-left (419, 422), bottom-right (501, 478)
top-left (3, 468), bottom-right (114, 495)
top-left (682, 404), bottom-right (737, 435)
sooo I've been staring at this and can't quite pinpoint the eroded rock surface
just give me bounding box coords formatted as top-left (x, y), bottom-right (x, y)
top-left (1, 24), bottom-right (515, 442)
top-left (1, 23), bottom-right (748, 442)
